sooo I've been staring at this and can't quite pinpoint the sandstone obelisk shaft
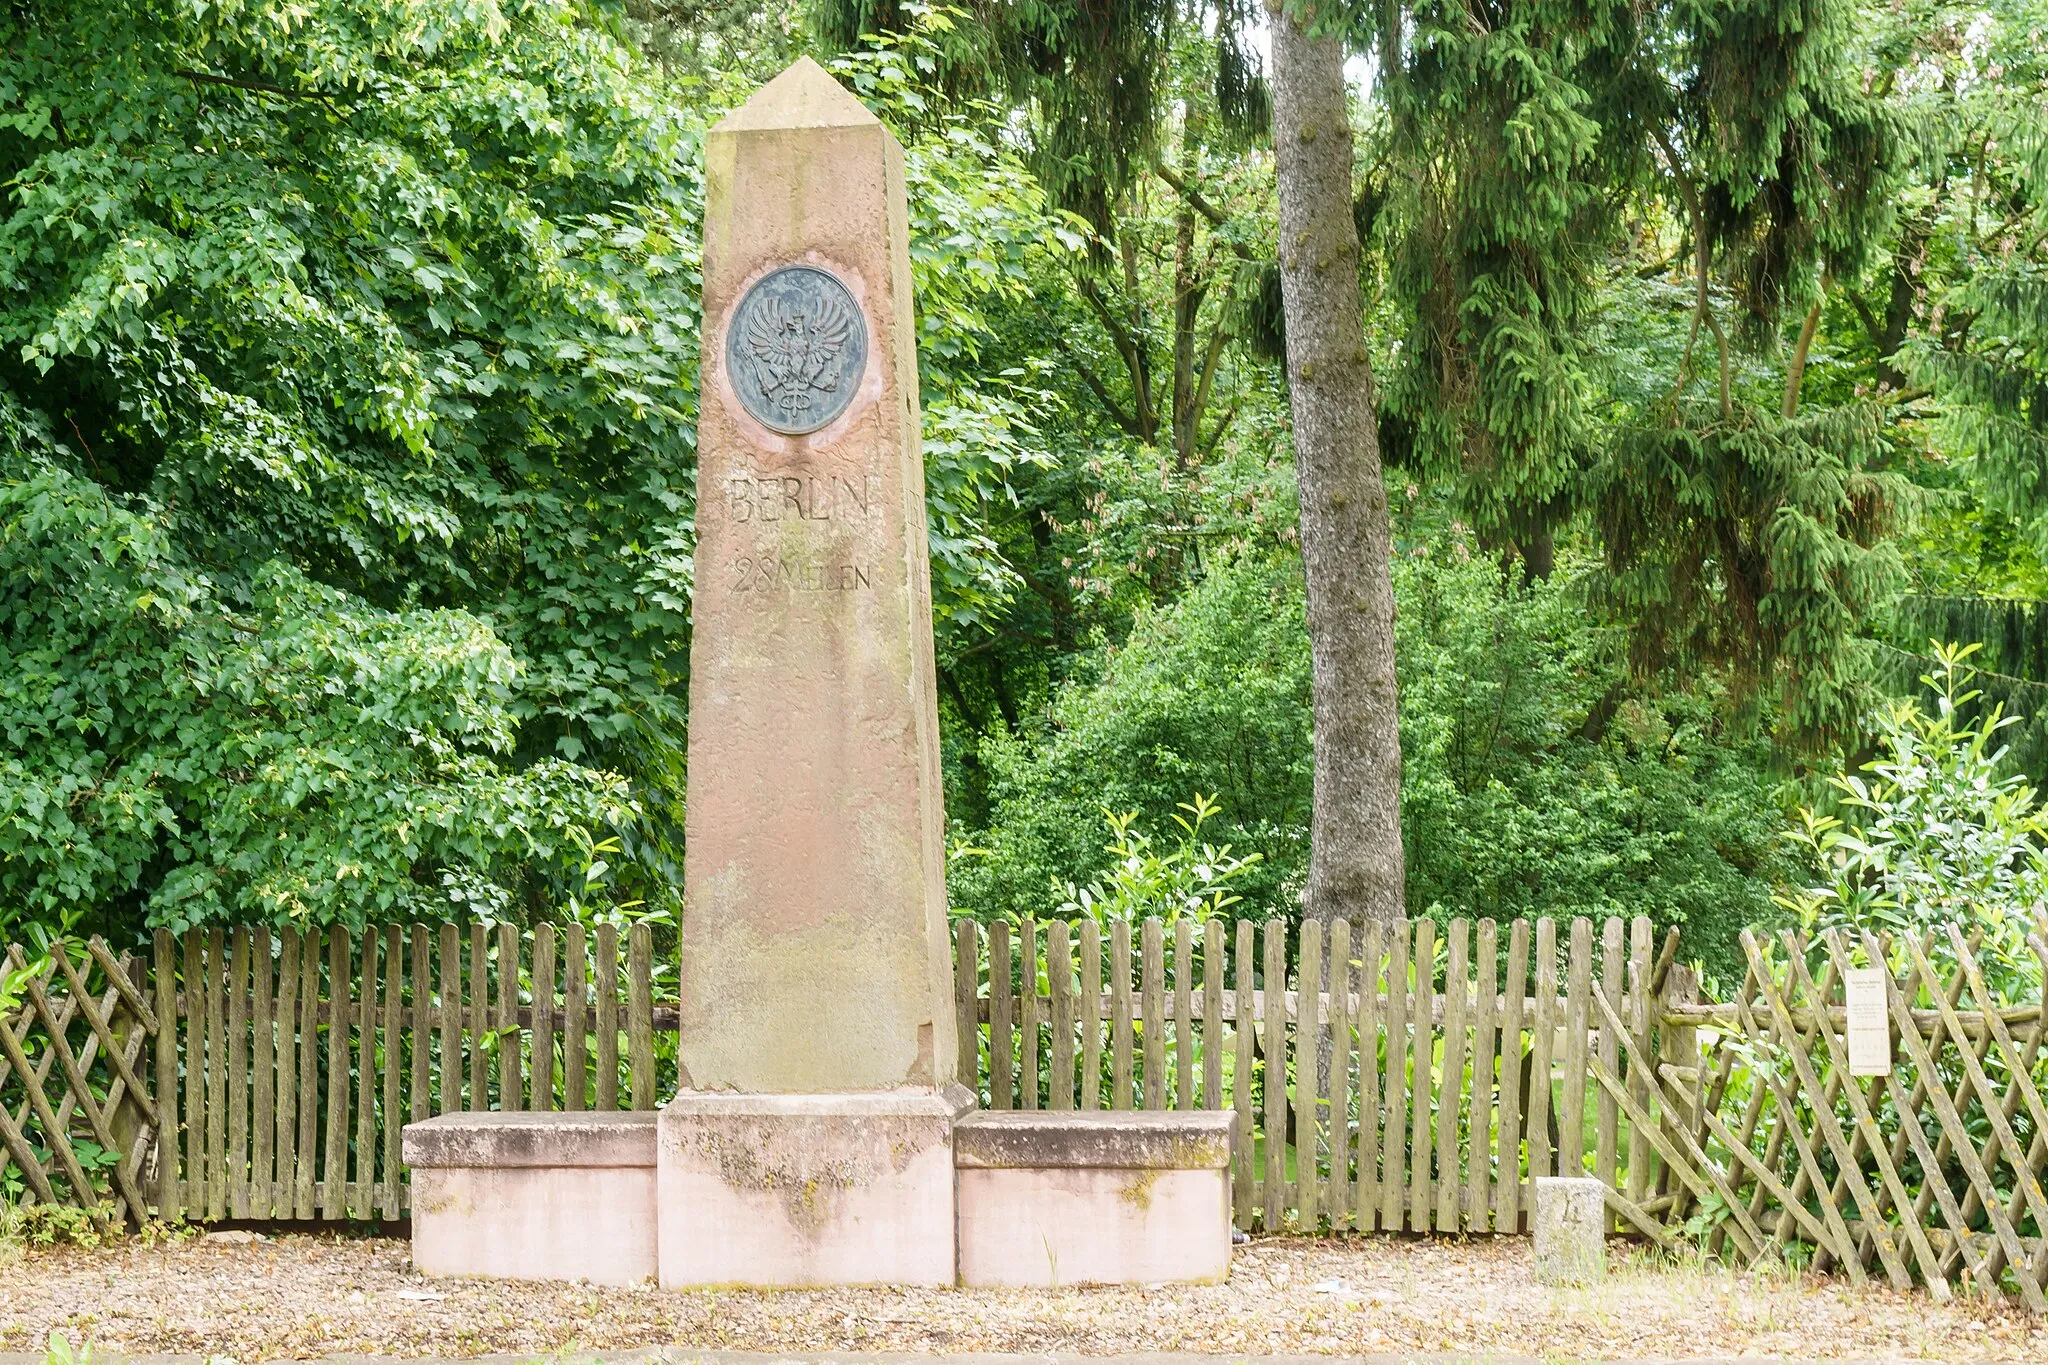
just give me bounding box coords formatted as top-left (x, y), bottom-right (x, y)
top-left (678, 57), bottom-right (955, 1094)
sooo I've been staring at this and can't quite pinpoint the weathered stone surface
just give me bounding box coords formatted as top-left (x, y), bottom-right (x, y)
top-left (404, 1114), bottom-right (659, 1285)
top-left (953, 1110), bottom-right (1234, 1170)
top-left (656, 1087), bottom-right (971, 1287)
top-left (401, 1111), bottom-right (656, 1169)
top-left (1533, 1175), bottom-right (1607, 1286)
top-left (410, 1166), bottom-right (658, 1286)
top-left (956, 1165), bottom-right (1233, 1287)
top-left (680, 55), bottom-right (954, 1097)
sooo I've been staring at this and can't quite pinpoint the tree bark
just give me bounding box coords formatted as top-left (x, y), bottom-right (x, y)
top-left (1267, 1), bottom-right (1405, 925)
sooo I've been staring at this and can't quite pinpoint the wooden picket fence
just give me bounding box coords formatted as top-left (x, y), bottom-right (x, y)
top-left (147, 921), bottom-right (664, 1222)
top-left (957, 913), bottom-right (1681, 1235)
top-left (8, 913), bottom-right (1673, 1232)
top-left (1631, 921), bottom-right (2048, 1308)
top-left (5, 908), bottom-right (2045, 1315)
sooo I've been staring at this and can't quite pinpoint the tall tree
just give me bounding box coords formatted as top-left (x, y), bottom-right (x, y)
top-left (1267, 0), bottom-right (1405, 923)
top-left (817, 0), bottom-right (1409, 920)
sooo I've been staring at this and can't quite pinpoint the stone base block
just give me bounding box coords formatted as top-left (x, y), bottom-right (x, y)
top-left (954, 1110), bottom-right (1234, 1287)
top-left (657, 1086), bottom-right (972, 1288)
top-left (1533, 1175), bottom-right (1607, 1286)
top-left (402, 1112), bottom-right (657, 1285)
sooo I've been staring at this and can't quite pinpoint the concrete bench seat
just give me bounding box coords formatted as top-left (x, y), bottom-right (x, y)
top-left (403, 1111), bottom-right (657, 1285)
top-left (953, 1109), bottom-right (1235, 1287)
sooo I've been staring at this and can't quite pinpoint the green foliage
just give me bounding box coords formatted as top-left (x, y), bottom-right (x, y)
top-left (0, 0), bottom-right (701, 932)
top-left (1593, 400), bottom-right (1912, 747)
top-left (1780, 642), bottom-right (2048, 996)
top-left (5, 0), bottom-right (2043, 962)
top-left (1919, 267), bottom-right (2048, 555)
top-left (1855, 0), bottom-right (2048, 778)
top-left (1395, 524), bottom-right (1794, 975)
top-left (40, 1333), bottom-right (95, 1365)
top-left (817, 0), bottom-right (1187, 230)
top-left (951, 548), bottom-right (1313, 919)
top-left (0, 0), bottom-right (1074, 938)
top-left (0, 397), bottom-right (638, 933)
top-left (954, 516), bottom-right (1793, 970)
top-left (1048, 795), bottom-right (1263, 926)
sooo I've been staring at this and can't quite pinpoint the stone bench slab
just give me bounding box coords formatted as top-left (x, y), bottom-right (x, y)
top-left (403, 1110), bottom-right (657, 1169)
top-left (953, 1110), bottom-right (1234, 1170)
top-left (404, 1112), bottom-right (658, 1285)
top-left (954, 1109), bottom-right (1235, 1287)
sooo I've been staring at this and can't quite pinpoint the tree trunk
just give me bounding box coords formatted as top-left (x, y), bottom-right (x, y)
top-left (1267, 1), bottom-right (1405, 925)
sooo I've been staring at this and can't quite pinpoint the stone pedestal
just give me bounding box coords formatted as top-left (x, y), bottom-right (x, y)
top-left (657, 1087), bottom-right (971, 1288)
top-left (954, 1111), bottom-right (1235, 1287)
top-left (404, 1112), bottom-right (657, 1285)
top-left (1533, 1175), bottom-right (1607, 1286)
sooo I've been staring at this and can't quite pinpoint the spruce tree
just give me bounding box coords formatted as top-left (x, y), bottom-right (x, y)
top-left (1365, 0), bottom-right (1912, 747)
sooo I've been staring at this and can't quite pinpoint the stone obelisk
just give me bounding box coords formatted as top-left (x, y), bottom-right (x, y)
top-left (657, 57), bottom-right (968, 1289)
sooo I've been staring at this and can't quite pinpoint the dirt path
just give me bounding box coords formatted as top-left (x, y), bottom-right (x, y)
top-left (1, 1233), bottom-right (2041, 1361)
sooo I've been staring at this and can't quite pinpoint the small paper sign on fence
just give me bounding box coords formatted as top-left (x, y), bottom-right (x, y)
top-left (1844, 966), bottom-right (1891, 1076)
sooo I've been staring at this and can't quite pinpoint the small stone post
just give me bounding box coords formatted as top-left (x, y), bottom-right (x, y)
top-left (1533, 1175), bottom-right (1607, 1286)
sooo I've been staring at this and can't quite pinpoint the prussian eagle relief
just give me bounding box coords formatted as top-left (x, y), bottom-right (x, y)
top-left (728, 266), bottom-right (865, 434)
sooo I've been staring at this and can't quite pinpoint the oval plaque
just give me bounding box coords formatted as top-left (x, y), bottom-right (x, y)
top-left (724, 265), bottom-right (869, 435)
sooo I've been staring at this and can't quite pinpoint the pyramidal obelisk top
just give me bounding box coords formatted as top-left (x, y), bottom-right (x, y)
top-left (711, 55), bottom-right (878, 131)
top-left (677, 56), bottom-right (955, 1094)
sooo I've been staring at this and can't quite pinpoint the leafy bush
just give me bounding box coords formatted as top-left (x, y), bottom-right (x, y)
top-left (1780, 641), bottom-right (2048, 997)
top-left (1397, 534), bottom-right (1795, 975)
top-left (1047, 795), bottom-right (1264, 926)
top-left (951, 525), bottom-right (1794, 972)
top-left (0, 431), bottom-right (636, 934)
top-left (949, 549), bottom-right (1314, 919)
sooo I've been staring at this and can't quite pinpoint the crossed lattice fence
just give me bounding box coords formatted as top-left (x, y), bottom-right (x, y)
top-left (1627, 917), bottom-right (2048, 1308)
top-left (0, 939), bottom-right (159, 1227)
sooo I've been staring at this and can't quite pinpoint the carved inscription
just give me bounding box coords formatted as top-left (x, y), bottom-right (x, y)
top-left (723, 467), bottom-right (881, 598)
top-left (726, 473), bottom-right (883, 523)
top-left (730, 557), bottom-right (875, 593)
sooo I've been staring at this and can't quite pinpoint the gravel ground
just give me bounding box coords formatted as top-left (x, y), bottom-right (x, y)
top-left (2, 1232), bottom-right (2044, 1362)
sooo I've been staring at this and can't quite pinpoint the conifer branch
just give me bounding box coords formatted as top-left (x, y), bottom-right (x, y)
top-left (1846, 290), bottom-right (1890, 359)
top-left (1651, 124), bottom-right (1732, 419)
top-left (1059, 339), bottom-right (1143, 437)
top-left (1074, 274), bottom-right (1158, 440)
top-left (1186, 287), bottom-right (1235, 462)
top-left (1152, 161), bottom-right (1229, 228)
